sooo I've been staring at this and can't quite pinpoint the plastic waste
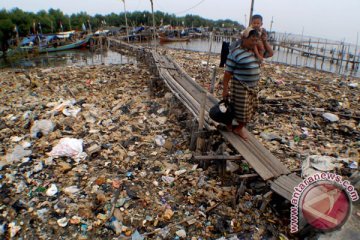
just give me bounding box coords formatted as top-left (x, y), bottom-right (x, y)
top-left (108, 217), bottom-right (122, 235)
top-left (176, 229), bottom-right (186, 238)
top-left (161, 176), bottom-right (175, 184)
top-left (131, 230), bottom-right (144, 240)
top-left (46, 184), bottom-right (58, 196)
top-left (301, 155), bottom-right (341, 178)
top-left (50, 99), bottom-right (76, 113)
top-left (5, 145), bottom-right (32, 164)
top-left (226, 161), bottom-right (240, 173)
top-left (30, 119), bottom-right (55, 138)
top-left (154, 135), bottom-right (166, 146)
top-left (0, 222), bottom-right (6, 236)
top-left (174, 169), bottom-right (186, 176)
top-left (57, 217), bottom-right (68, 227)
top-left (349, 161), bottom-right (358, 169)
top-left (63, 186), bottom-right (80, 195)
top-left (348, 82), bottom-right (358, 88)
top-left (48, 138), bottom-right (87, 162)
top-left (322, 112), bottom-right (339, 122)
top-left (9, 222), bottom-right (21, 238)
top-left (159, 227), bottom-right (170, 238)
top-left (62, 107), bottom-right (81, 117)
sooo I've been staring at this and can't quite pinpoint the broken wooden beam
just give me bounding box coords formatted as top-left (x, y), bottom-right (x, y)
top-left (194, 155), bottom-right (243, 160)
top-left (260, 191), bottom-right (273, 212)
top-left (264, 95), bottom-right (302, 101)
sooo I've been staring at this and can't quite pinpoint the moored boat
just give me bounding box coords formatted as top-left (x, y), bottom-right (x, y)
top-left (159, 36), bottom-right (190, 43)
top-left (39, 35), bottom-right (92, 53)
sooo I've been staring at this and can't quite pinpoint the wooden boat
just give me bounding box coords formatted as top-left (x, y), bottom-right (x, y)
top-left (2, 35), bottom-right (92, 57)
top-left (159, 36), bottom-right (190, 43)
top-left (39, 35), bottom-right (91, 53)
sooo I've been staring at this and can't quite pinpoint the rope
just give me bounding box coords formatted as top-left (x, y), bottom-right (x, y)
top-left (174, 0), bottom-right (207, 14)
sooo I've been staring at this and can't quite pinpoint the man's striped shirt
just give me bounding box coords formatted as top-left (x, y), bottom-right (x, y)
top-left (225, 47), bottom-right (260, 87)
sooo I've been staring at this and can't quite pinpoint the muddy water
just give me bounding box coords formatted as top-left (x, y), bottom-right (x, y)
top-left (153, 38), bottom-right (360, 78)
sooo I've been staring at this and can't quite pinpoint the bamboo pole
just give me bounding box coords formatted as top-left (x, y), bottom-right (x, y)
top-left (206, 31), bottom-right (214, 71)
top-left (122, 0), bottom-right (130, 43)
top-left (352, 32), bottom-right (358, 71)
top-left (150, 0), bottom-right (157, 48)
top-left (345, 44), bottom-right (351, 70)
top-left (249, 0), bottom-right (255, 26)
top-left (321, 39), bottom-right (327, 70)
top-left (338, 41), bottom-right (345, 74)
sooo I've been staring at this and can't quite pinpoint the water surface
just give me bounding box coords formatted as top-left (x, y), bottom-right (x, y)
top-left (0, 49), bottom-right (136, 69)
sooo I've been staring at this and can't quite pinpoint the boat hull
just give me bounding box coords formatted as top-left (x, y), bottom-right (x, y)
top-left (39, 36), bottom-right (90, 53)
top-left (159, 36), bottom-right (190, 43)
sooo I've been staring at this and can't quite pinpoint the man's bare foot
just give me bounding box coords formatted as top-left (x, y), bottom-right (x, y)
top-left (233, 126), bottom-right (248, 140)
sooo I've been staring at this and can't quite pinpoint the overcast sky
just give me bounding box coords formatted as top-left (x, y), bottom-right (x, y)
top-left (2, 0), bottom-right (360, 44)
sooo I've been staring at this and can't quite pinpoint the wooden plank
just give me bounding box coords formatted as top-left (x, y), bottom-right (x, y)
top-left (159, 69), bottom-right (200, 112)
top-left (246, 132), bottom-right (290, 174)
top-left (243, 135), bottom-right (289, 176)
top-left (275, 176), bottom-right (298, 191)
top-left (220, 130), bottom-right (274, 180)
top-left (288, 173), bottom-right (303, 186)
top-left (270, 181), bottom-right (293, 200)
top-left (158, 70), bottom-right (198, 117)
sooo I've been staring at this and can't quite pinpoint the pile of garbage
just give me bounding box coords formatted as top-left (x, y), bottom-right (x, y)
top-left (0, 62), bottom-right (286, 239)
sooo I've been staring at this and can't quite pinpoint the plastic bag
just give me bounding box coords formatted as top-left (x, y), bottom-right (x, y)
top-left (209, 99), bottom-right (234, 125)
top-left (48, 138), bottom-right (87, 162)
top-left (6, 145), bottom-right (32, 164)
top-left (30, 120), bottom-right (54, 138)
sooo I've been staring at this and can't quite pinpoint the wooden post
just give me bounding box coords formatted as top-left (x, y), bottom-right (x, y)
top-left (206, 31), bottom-right (214, 71)
top-left (196, 92), bottom-right (207, 151)
top-left (209, 67), bottom-right (217, 94)
top-left (189, 118), bottom-right (198, 151)
top-left (338, 42), bottom-right (345, 74)
top-left (314, 39), bottom-right (320, 71)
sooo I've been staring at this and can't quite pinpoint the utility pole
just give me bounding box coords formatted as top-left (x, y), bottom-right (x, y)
top-left (150, 0), bottom-right (156, 47)
top-left (249, 0), bottom-right (255, 26)
top-left (269, 16), bottom-right (274, 33)
top-left (122, 0), bottom-right (130, 43)
top-left (69, 17), bottom-right (72, 31)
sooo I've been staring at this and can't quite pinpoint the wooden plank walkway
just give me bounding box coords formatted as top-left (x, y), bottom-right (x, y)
top-left (109, 39), bottom-right (302, 200)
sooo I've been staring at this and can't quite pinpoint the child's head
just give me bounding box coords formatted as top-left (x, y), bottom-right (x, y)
top-left (250, 14), bottom-right (263, 30)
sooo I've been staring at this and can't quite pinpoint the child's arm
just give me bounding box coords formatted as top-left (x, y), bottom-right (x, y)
top-left (261, 29), bottom-right (274, 58)
top-left (253, 45), bottom-right (263, 62)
